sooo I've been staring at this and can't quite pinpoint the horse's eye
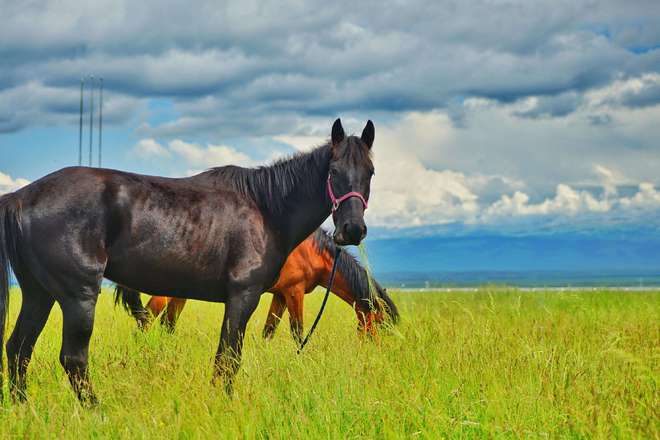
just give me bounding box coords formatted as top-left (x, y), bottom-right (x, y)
top-left (330, 168), bottom-right (338, 176)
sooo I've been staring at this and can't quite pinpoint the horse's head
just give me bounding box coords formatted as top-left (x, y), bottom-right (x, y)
top-left (356, 284), bottom-right (399, 335)
top-left (327, 118), bottom-right (375, 246)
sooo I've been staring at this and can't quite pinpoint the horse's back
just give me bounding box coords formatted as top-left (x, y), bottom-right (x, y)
top-left (12, 166), bottom-right (275, 300)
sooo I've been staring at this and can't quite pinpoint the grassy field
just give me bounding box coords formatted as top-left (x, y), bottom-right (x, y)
top-left (0, 288), bottom-right (658, 438)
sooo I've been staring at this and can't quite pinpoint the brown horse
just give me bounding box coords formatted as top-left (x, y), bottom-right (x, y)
top-left (116, 229), bottom-right (399, 342)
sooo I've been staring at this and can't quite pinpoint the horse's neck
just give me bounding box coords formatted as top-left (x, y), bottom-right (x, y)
top-left (279, 192), bottom-right (330, 251)
top-left (267, 149), bottom-right (332, 250)
top-left (196, 145), bottom-right (333, 251)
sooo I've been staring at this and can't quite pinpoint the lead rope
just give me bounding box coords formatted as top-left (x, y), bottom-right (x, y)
top-left (297, 246), bottom-right (342, 354)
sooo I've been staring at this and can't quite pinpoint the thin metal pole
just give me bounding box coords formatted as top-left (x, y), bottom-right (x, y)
top-left (88, 76), bottom-right (94, 166)
top-left (78, 78), bottom-right (84, 165)
top-left (98, 78), bottom-right (103, 168)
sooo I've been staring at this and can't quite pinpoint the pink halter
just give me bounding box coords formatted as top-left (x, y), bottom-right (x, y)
top-left (326, 174), bottom-right (368, 213)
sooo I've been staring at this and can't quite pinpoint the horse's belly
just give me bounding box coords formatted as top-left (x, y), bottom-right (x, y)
top-left (104, 257), bottom-right (229, 302)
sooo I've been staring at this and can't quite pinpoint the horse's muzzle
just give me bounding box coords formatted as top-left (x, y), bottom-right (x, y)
top-left (333, 221), bottom-right (367, 246)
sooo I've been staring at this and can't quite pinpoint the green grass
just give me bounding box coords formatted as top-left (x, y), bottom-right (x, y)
top-left (1, 288), bottom-right (658, 438)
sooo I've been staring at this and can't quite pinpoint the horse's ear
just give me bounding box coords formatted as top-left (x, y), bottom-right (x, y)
top-left (361, 120), bottom-right (374, 149)
top-left (331, 118), bottom-right (345, 146)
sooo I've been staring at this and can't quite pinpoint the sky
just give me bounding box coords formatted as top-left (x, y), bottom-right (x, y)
top-left (2, 0), bottom-right (660, 237)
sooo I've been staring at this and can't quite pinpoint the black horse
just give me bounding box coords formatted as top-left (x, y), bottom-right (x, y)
top-left (0, 118), bottom-right (375, 404)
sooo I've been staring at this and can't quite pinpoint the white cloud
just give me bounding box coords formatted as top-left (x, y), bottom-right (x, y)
top-left (168, 139), bottom-right (253, 167)
top-left (273, 135), bottom-right (326, 152)
top-left (168, 139), bottom-right (254, 167)
top-left (484, 184), bottom-right (612, 219)
top-left (367, 161), bottom-right (480, 228)
top-left (0, 172), bottom-right (30, 194)
top-left (273, 113), bottom-right (660, 229)
top-left (354, 111), bottom-right (660, 228)
top-left (619, 183), bottom-right (660, 210)
top-left (363, 112), bottom-right (516, 227)
top-left (593, 164), bottom-right (629, 197)
top-left (4, 0), bottom-right (659, 139)
top-left (408, 90), bottom-right (660, 196)
top-left (482, 180), bottom-right (660, 224)
top-left (134, 138), bottom-right (255, 168)
top-left (587, 73), bottom-right (660, 109)
top-left (134, 138), bottom-right (170, 158)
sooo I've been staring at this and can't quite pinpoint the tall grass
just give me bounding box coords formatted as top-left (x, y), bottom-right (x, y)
top-left (1, 288), bottom-right (658, 438)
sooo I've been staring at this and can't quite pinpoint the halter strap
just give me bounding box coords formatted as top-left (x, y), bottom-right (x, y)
top-left (326, 175), bottom-right (368, 213)
top-left (297, 246), bottom-right (341, 353)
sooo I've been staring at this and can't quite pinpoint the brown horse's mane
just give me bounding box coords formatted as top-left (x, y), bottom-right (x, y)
top-left (310, 228), bottom-right (384, 304)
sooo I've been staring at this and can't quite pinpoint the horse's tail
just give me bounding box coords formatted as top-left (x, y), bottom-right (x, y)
top-left (114, 284), bottom-right (138, 312)
top-left (374, 281), bottom-right (400, 324)
top-left (114, 285), bottom-right (151, 328)
top-left (0, 193), bottom-right (22, 398)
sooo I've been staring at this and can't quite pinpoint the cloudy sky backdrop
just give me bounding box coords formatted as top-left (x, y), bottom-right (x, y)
top-left (2, 0), bottom-right (660, 238)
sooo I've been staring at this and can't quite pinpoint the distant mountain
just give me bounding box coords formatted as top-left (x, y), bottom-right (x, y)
top-left (364, 231), bottom-right (660, 272)
top-left (359, 226), bottom-right (660, 287)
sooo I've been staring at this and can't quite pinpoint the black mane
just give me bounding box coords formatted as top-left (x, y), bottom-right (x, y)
top-left (202, 144), bottom-right (332, 215)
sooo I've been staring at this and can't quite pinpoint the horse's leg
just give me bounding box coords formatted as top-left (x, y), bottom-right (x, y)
top-left (162, 298), bottom-right (187, 332)
top-left (147, 296), bottom-right (172, 325)
top-left (146, 296), bottom-right (170, 320)
top-left (262, 294), bottom-right (287, 339)
top-left (58, 294), bottom-right (99, 405)
top-left (213, 290), bottom-right (261, 394)
top-left (284, 286), bottom-right (305, 345)
top-left (6, 278), bottom-right (54, 401)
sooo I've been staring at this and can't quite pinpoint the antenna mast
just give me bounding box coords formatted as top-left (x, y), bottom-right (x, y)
top-left (98, 78), bottom-right (103, 167)
top-left (78, 78), bottom-right (84, 165)
top-left (88, 76), bottom-right (94, 166)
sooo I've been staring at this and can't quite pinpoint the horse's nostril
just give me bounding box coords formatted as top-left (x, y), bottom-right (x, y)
top-left (342, 222), bottom-right (355, 240)
top-left (341, 222), bottom-right (366, 244)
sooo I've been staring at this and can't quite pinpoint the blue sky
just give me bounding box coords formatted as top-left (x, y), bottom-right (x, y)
top-left (2, 0), bottom-right (660, 236)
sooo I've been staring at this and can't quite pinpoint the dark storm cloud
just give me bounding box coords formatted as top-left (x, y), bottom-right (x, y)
top-left (0, 0), bottom-right (659, 135)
